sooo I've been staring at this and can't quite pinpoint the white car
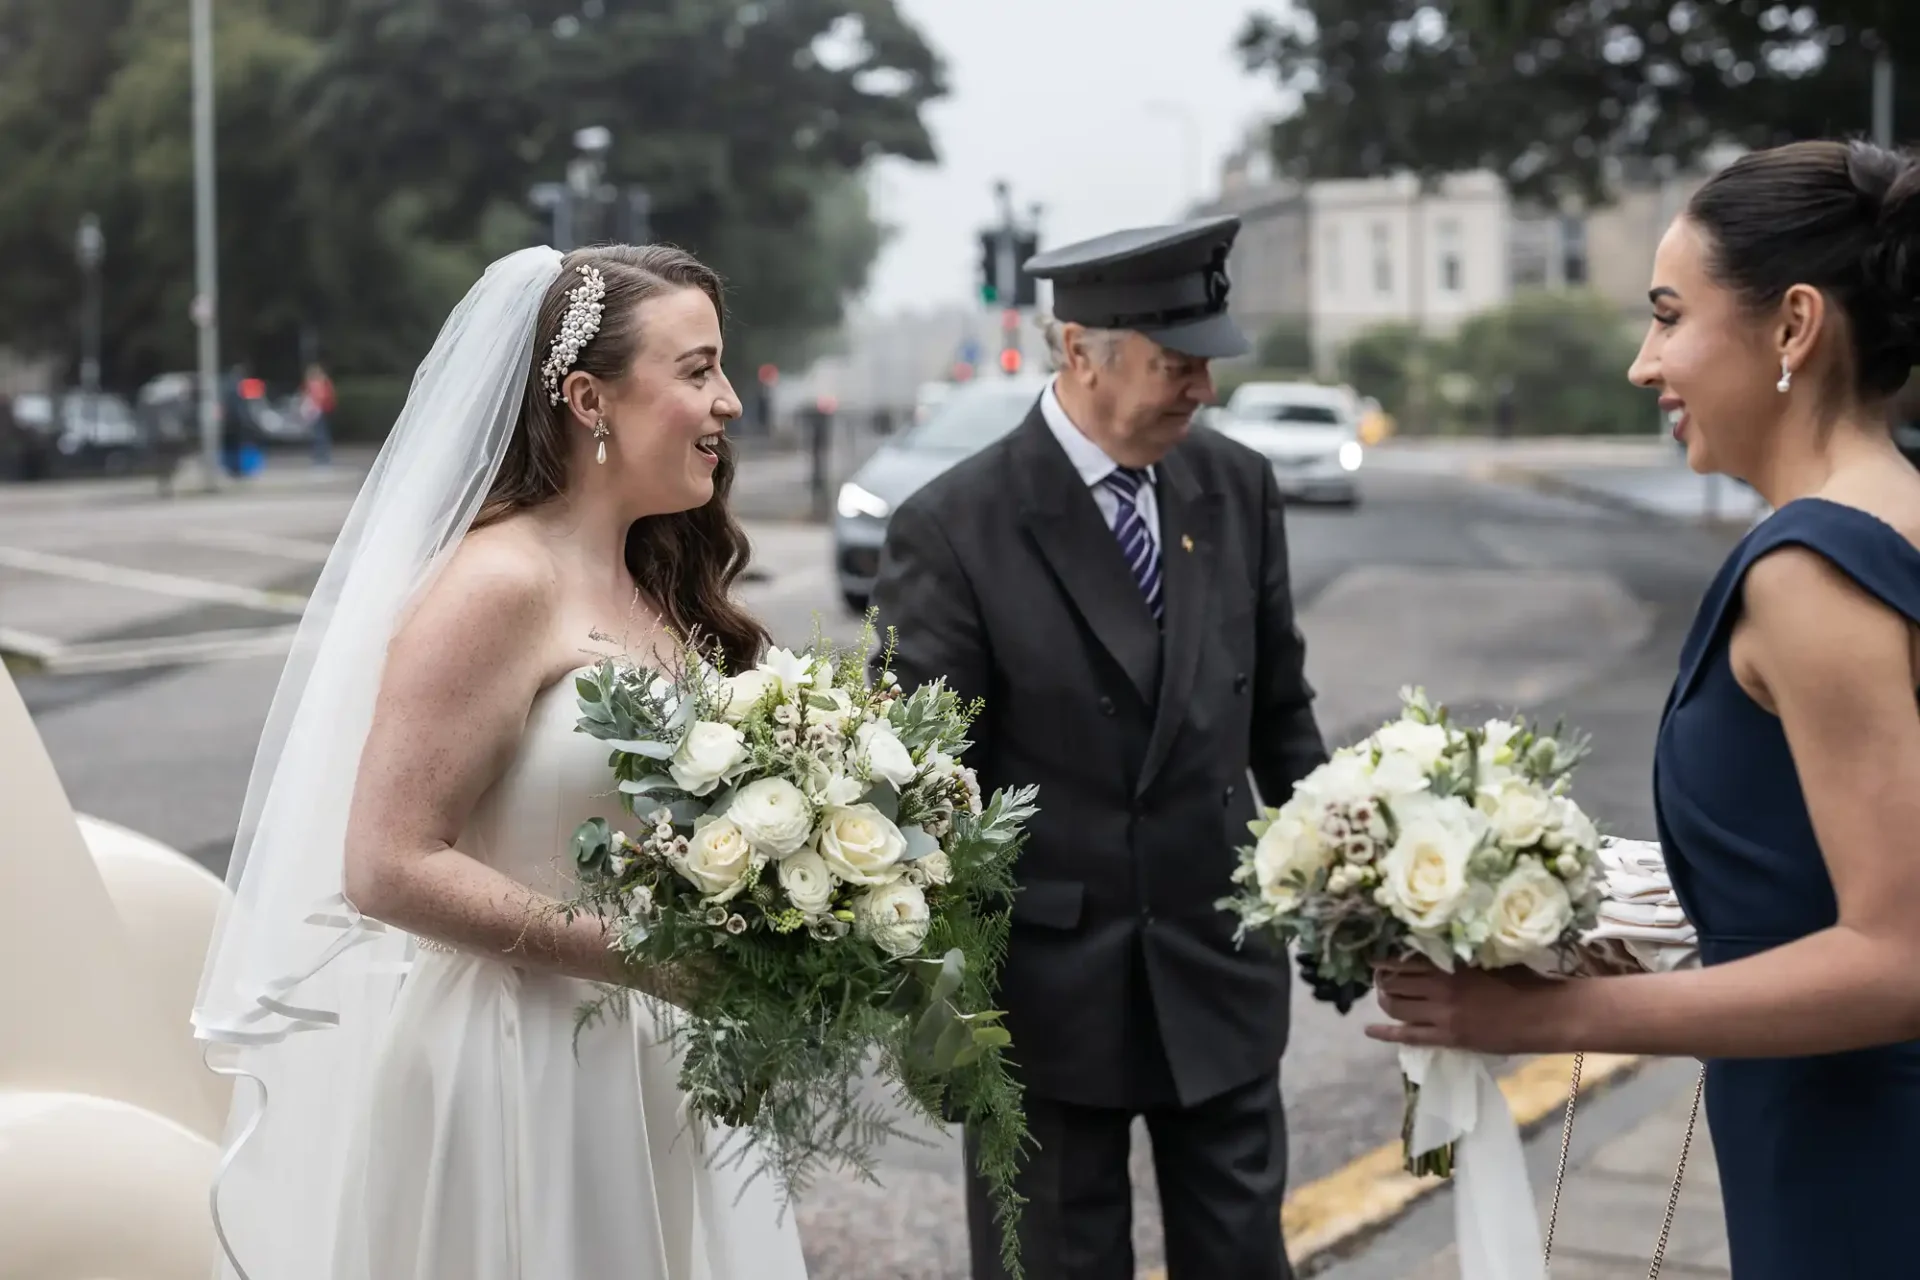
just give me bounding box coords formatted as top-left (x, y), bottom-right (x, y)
top-left (1212, 381), bottom-right (1364, 507)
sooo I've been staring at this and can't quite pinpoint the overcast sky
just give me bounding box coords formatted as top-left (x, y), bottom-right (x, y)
top-left (858, 0), bottom-right (1293, 314)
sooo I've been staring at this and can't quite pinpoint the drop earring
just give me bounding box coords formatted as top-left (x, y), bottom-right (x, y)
top-left (1776, 361), bottom-right (1793, 394)
top-left (592, 415), bottom-right (610, 465)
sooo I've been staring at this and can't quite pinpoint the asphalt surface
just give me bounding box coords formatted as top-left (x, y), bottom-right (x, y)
top-left (1, 452), bottom-right (1742, 1277)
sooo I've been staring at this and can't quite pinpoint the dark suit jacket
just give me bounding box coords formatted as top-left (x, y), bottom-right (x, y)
top-left (869, 405), bottom-right (1328, 1111)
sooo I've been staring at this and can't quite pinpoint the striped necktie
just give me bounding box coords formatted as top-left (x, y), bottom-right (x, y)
top-left (1101, 466), bottom-right (1163, 622)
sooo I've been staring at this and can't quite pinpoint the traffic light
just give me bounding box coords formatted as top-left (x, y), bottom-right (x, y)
top-left (1011, 232), bottom-right (1039, 307)
top-left (978, 231), bottom-right (1000, 305)
top-left (999, 348), bottom-right (1022, 374)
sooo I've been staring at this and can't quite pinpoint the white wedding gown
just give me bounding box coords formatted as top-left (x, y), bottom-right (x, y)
top-left (327, 670), bottom-right (808, 1279)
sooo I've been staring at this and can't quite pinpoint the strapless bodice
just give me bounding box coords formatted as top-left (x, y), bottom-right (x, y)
top-left (457, 667), bottom-right (637, 899)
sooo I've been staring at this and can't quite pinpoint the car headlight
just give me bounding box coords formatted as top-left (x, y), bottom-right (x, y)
top-left (1337, 440), bottom-right (1363, 472)
top-left (836, 481), bottom-right (891, 520)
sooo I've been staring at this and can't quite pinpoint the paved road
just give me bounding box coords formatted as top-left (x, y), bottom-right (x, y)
top-left (0, 456), bottom-right (1741, 1277)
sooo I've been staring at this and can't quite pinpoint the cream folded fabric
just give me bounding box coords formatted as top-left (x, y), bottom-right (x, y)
top-left (1583, 837), bottom-right (1699, 973)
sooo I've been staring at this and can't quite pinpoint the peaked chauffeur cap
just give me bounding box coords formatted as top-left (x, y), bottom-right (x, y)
top-left (1021, 215), bottom-right (1249, 359)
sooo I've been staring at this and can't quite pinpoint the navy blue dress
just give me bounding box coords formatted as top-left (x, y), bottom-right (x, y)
top-left (1655, 497), bottom-right (1920, 1279)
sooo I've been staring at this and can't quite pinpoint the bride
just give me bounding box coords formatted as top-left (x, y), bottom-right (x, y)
top-left (191, 245), bottom-right (810, 1279)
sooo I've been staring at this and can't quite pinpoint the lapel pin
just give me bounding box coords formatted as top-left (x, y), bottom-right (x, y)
top-left (1180, 534), bottom-right (1194, 553)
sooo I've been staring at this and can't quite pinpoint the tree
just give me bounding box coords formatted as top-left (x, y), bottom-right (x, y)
top-left (1238, 0), bottom-right (1920, 205)
top-left (0, 0), bottom-right (943, 389)
top-left (1443, 291), bottom-right (1648, 435)
top-left (1255, 316), bottom-right (1314, 371)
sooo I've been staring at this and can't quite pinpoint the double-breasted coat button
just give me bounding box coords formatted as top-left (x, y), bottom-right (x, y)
top-left (1232, 672), bottom-right (1249, 694)
top-left (1222, 784), bottom-right (1236, 806)
top-left (1098, 696), bottom-right (1116, 717)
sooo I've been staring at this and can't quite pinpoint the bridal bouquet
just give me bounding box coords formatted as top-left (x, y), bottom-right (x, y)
top-left (566, 626), bottom-right (1035, 1271)
top-left (1219, 687), bottom-right (1604, 1179)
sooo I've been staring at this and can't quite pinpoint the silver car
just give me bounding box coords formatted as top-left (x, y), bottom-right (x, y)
top-left (1212, 381), bottom-right (1364, 507)
top-left (833, 375), bottom-right (1050, 613)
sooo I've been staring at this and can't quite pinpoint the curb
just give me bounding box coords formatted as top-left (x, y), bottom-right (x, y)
top-left (1136, 1053), bottom-right (1645, 1280)
top-left (1472, 463), bottom-right (1758, 530)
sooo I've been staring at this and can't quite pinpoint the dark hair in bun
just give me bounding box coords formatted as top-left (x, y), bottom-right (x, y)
top-left (1686, 139), bottom-right (1920, 400)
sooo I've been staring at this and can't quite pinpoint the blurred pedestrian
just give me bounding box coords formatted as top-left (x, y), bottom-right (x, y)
top-left (302, 362), bottom-right (337, 465)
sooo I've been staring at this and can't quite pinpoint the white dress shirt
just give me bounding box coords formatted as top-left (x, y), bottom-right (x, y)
top-left (1039, 378), bottom-right (1161, 552)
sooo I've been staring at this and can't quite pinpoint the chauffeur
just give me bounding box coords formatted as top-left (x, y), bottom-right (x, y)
top-left (870, 215), bottom-right (1328, 1279)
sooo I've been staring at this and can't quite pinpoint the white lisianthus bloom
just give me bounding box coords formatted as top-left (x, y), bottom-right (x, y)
top-left (1481, 778), bottom-right (1555, 850)
top-left (1377, 795), bottom-right (1484, 931)
top-left (675, 815), bottom-right (761, 903)
top-left (1369, 749), bottom-right (1433, 798)
top-left (1252, 799), bottom-right (1335, 911)
top-left (811, 687), bottom-right (856, 735)
top-left (908, 849), bottom-right (953, 887)
top-left (1477, 718), bottom-right (1522, 787)
top-left (758, 646), bottom-right (814, 696)
top-left (1549, 795), bottom-right (1600, 855)
top-left (855, 721), bottom-right (918, 790)
top-left (855, 879), bottom-right (932, 957)
top-left (721, 667), bottom-right (781, 723)
top-left (1298, 750), bottom-right (1379, 807)
top-left (777, 848), bottom-right (837, 916)
top-left (816, 803), bottom-right (909, 885)
top-left (668, 720), bottom-right (748, 796)
top-left (725, 777), bottom-right (814, 858)
top-left (1372, 718), bottom-right (1452, 770)
top-left (807, 769), bottom-right (867, 807)
top-left (1479, 859), bottom-right (1574, 966)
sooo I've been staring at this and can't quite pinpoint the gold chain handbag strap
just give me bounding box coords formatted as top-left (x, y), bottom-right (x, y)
top-left (1543, 1053), bottom-right (1707, 1280)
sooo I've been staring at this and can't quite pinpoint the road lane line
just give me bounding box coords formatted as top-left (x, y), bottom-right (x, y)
top-left (173, 528), bottom-right (336, 562)
top-left (0, 545), bottom-right (309, 614)
top-left (1134, 1053), bottom-right (1643, 1279)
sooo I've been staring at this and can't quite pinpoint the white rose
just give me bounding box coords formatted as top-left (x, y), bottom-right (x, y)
top-left (909, 849), bottom-right (953, 886)
top-left (669, 720), bottom-right (748, 796)
top-left (1377, 795), bottom-right (1484, 931)
top-left (726, 777), bottom-right (814, 858)
top-left (816, 803), bottom-right (909, 885)
top-left (722, 668), bottom-right (781, 723)
top-left (777, 848), bottom-right (838, 916)
top-left (1252, 799), bottom-right (1335, 912)
top-left (855, 879), bottom-right (931, 957)
top-left (675, 815), bottom-right (760, 903)
top-left (1372, 718), bottom-right (1452, 770)
top-left (1479, 859), bottom-right (1574, 966)
top-left (855, 721), bottom-right (918, 790)
top-left (1480, 779), bottom-right (1554, 850)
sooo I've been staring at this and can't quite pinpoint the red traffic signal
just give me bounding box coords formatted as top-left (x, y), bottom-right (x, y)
top-left (239, 377), bottom-right (266, 400)
top-left (951, 362), bottom-right (975, 381)
top-left (757, 363), bottom-right (779, 386)
top-left (998, 348), bottom-right (1022, 374)
top-left (1000, 308), bottom-right (1020, 332)
top-left (815, 395), bottom-right (838, 415)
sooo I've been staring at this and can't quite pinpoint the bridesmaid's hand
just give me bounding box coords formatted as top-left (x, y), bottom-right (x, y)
top-left (1364, 959), bottom-right (1566, 1054)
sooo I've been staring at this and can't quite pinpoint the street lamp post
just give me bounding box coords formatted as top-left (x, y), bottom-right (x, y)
top-left (190, 0), bottom-right (222, 489)
top-left (75, 215), bottom-right (104, 426)
top-left (1146, 100), bottom-right (1202, 212)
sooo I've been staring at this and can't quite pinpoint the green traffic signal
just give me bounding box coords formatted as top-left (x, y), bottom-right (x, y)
top-left (980, 283), bottom-right (998, 304)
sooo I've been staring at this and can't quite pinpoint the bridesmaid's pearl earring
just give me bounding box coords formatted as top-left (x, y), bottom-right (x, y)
top-left (592, 415), bottom-right (610, 465)
top-left (1776, 361), bottom-right (1793, 394)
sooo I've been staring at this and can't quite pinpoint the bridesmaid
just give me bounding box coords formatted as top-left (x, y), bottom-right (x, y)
top-left (1367, 139), bottom-right (1920, 1280)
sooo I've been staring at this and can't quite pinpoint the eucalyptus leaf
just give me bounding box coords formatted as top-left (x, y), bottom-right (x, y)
top-left (929, 947), bottom-right (965, 1007)
top-left (619, 775), bottom-right (687, 797)
top-left (571, 817), bottom-right (611, 867)
top-left (666, 696), bottom-right (698, 733)
top-left (574, 675), bottom-right (602, 704)
top-left (899, 824), bottom-right (940, 862)
top-left (931, 1015), bottom-right (973, 1073)
top-left (862, 783), bottom-right (899, 822)
top-left (910, 1000), bottom-right (954, 1064)
top-left (663, 797), bottom-right (709, 826)
top-left (605, 738), bottom-right (677, 760)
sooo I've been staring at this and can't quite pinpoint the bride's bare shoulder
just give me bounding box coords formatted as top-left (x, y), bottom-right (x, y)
top-left (389, 519), bottom-right (559, 680)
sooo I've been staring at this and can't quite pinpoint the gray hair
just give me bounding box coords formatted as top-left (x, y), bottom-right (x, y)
top-left (1037, 314), bottom-right (1126, 371)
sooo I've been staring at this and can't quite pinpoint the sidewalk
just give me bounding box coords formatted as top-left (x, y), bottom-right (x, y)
top-left (1313, 1057), bottom-right (1727, 1279)
top-left (1369, 435), bottom-right (1768, 527)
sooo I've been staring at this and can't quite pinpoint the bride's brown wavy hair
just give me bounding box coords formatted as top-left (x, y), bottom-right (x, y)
top-left (475, 244), bottom-right (769, 672)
